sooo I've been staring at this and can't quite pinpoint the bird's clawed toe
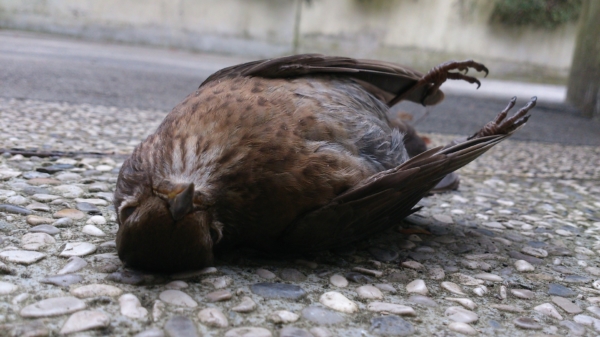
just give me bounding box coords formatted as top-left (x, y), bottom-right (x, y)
top-left (469, 97), bottom-right (537, 139)
top-left (419, 60), bottom-right (489, 105)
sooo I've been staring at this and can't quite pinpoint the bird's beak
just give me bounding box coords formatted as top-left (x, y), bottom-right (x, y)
top-left (168, 183), bottom-right (195, 220)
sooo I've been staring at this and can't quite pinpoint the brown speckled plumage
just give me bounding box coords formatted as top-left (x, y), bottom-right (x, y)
top-left (114, 54), bottom-right (535, 273)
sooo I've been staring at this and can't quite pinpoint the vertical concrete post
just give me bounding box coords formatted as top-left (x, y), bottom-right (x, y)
top-left (567, 0), bottom-right (600, 118)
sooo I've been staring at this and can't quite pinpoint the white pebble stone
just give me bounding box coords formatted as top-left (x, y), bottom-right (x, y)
top-left (75, 198), bottom-right (108, 206)
top-left (484, 222), bottom-right (506, 229)
top-left (534, 303), bottom-right (563, 320)
top-left (82, 224), bottom-right (106, 236)
top-left (356, 285), bottom-right (383, 300)
top-left (170, 267), bottom-right (217, 279)
top-left (202, 276), bottom-right (233, 289)
top-left (119, 294), bottom-right (148, 320)
top-left (12, 293), bottom-right (29, 305)
top-left (441, 282), bottom-right (466, 295)
top-left (521, 246), bottom-right (548, 258)
top-left (319, 291), bottom-right (358, 313)
top-left (452, 195), bottom-right (468, 203)
top-left (159, 290), bottom-right (197, 307)
top-left (445, 306), bottom-right (479, 323)
top-left (268, 310), bottom-right (299, 323)
top-left (231, 296), bottom-right (257, 313)
top-left (21, 232), bottom-right (55, 250)
top-left (575, 247), bottom-right (595, 255)
top-left (367, 302), bottom-right (415, 316)
top-left (408, 234), bottom-right (422, 242)
top-left (451, 273), bottom-right (485, 286)
top-left (54, 185), bottom-right (84, 198)
top-left (406, 279), bottom-right (428, 295)
top-left (310, 327), bottom-right (333, 337)
top-left (473, 286), bottom-right (488, 297)
top-left (152, 300), bottom-right (165, 322)
top-left (428, 266), bottom-right (445, 280)
top-left (224, 327), bottom-right (272, 337)
top-left (0, 281), bottom-right (18, 295)
top-left (71, 284), bottom-right (123, 298)
top-left (60, 242), bottom-right (97, 257)
top-left (165, 280), bottom-right (188, 289)
top-left (330, 274), bottom-right (348, 287)
top-left (515, 260), bottom-right (535, 272)
top-left (0, 250), bottom-right (46, 265)
top-left (6, 195), bottom-right (27, 205)
top-left (20, 296), bottom-right (86, 317)
top-left (433, 214), bottom-right (453, 224)
top-left (86, 215), bottom-right (107, 226)
top-left (401, 260), bottom-right (424, 270)
top-left (556, 229), bottom-right (573, 236)
top-left (499, 285), bottom-right (507, 300)
top-left (95, 165), bottom-right (113, 171)
top-left (448, 322), bottom-right (477, 335)
top-left (473, 273), bottom-right (503, 282)
top-left (375, 284), bottom-right (396, 293)
top-left (60, 310), bottom-right (110, 334)
top-left (57, 256), bottom-right (87, 275)
top-left (198, 307), bottom-right (229, 327)
top-left (445, 298), bottom-right (477, 310)
top-left (256, 268), bottom-right (277, 279)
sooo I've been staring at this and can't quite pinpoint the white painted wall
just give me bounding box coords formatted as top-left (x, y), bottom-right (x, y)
top-left (0, 0), bottom-right (577, 80)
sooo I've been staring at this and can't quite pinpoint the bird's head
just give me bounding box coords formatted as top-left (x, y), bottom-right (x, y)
top-left (114, 157), bottom-right (220, 273)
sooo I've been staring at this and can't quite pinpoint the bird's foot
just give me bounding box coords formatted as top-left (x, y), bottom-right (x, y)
top-left (419, 60), bottom-right (489, 105)
top-left (468, 96), bottom-right (537, 140)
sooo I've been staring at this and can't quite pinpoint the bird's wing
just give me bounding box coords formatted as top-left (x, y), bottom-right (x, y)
top-left (199, 54), bottom-right (433, 106)
top-left (274, 96), bottom-right (536, 252)
top-left (274, 134), bottom-right (506, 252)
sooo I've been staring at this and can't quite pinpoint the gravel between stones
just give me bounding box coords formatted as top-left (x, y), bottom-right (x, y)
top-left (1, 98), bottom-right (600, 336)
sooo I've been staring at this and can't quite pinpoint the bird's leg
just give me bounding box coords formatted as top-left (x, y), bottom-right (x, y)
top-left (418, 60), bottom-right (489, 105)
top-left (468, 97), bottom-right (537, 140)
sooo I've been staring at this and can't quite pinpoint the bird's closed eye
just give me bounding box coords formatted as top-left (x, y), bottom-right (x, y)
top-left (121, 206), bottom-right (137, 221)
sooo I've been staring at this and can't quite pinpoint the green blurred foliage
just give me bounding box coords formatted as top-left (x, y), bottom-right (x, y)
top-left (491, 0), bottom-right (582, 28)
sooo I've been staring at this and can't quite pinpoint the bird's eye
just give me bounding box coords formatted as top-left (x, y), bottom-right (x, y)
top-left (121, 206), bottom-right (136, 221)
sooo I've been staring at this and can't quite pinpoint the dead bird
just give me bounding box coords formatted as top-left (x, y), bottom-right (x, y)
top-left (114, 54), bottom-right (536, 273)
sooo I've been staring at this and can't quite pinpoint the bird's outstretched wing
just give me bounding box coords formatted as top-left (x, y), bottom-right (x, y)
top-left (200, 54), bottom-right (487, 106)
top-left (274, 97), bottom-right (536, 252)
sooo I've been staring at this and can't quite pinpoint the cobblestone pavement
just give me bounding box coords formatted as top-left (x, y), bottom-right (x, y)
top-left (1, 97), bottom-right (600, 336)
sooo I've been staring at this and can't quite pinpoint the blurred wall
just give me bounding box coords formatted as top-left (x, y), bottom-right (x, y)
top-left (0, 0), bottom-right (576, 81)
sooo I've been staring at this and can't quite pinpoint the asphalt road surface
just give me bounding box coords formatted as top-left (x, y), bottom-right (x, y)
top-left (1, 30), bottom-right (598, 146)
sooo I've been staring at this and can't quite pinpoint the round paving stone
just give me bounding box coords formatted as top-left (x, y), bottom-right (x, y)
top-left (513, 317), bottom-right (543, 330)
top-left (20, 296), bottom-right (86, 317)
top-left (301, 306), bottom-right (345, 325)
top-left (60, 310), bottom-right (110, 334)
top-left (53, 208), bottom-right (85, 220)
top-left (0, 281), bottom-right (18, 295)
top-left (0, 250), bottom-right (46, 265)
top-left (232, 296), bottom-right (257, 313)
top-left (71, 284), bottom-right (123, 298)
top-left (40, 274), bottom-right (83, 287)
top-left (224, 327), bottom-right (272, 337)
top-left (367, 302), bottom-right (416, 316)
top-left (159, 290), bottom-right (198, 307)
top-left (250, 283), bottom-right (306, 300)
top-left (164, 315), bottom-right (198, 337)
top-left (58, 256), bottom-right (87, 275)
top-left (319, 291), bottom-right (358, 313)
top-left (198, 307), bottom-right (228, 327)
top-left (370, 315), bottom-right (415, 336)
top-left (60, 242), bottom-right (97, 257)
top-left (119, 294), bottom-right (148, 320)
